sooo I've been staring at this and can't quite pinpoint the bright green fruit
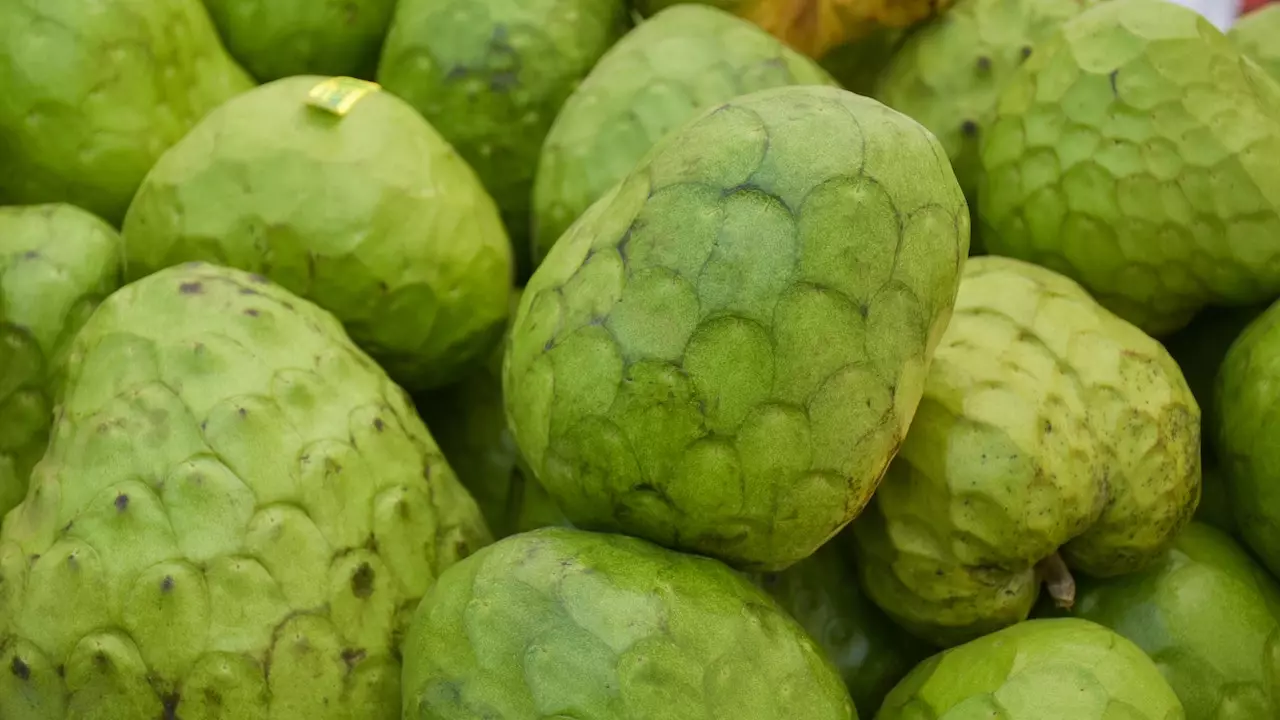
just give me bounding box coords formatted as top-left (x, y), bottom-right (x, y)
top-left (878, 618), bottom-right (1185, 719)
top-left (530, 4), bottom-right (839, 264)
top-left (401, 526), bottom-right (857, 720)
top-left (122, 76), bottom-right (514, 393)
top-left (1040, 523), bottom-right (1280, 720)
top-left (1215, 298), bottom-right (1280, 578)
top-left (852, 255), bottom-right (1200, 646)
top-left (756, 536), bottom-right (931, 712)
top-left (979, 0), bottom-right (1280, 336)
top-left (507, 84), bottom-right (970, 572)
top-left (203, 0), bottom-right (396, 81)
top-left (1230, 6), bottom-right (1280, 82)
top-left (417, 293), bottom-right (571, 538)
top-left (874, 0), bottom-right (1097, 246)
top-left (0, 263), bottom-right (491, 719)
top-left (0, 0), bottom-right (254, 226)
top-left (0, 205), bottom-right (123, 523)
top-left (378, 0), bottom-right (628, 276)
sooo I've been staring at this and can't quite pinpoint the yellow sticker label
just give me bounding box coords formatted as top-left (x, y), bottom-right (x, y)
top-left (306, 77), bottom-right (382, 117)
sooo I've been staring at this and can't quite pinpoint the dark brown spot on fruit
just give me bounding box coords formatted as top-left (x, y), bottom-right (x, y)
top-left (351, 563), bottom-right (375, 598)
top-left (115, 494), bottom-right (129, 512)
top-left (10, 656), bottom-right (30, 680)
top-left (961, 120), bottom-right (979, 137)
top-left (373, 418), bottom-right (385, 432)
top-left (976, 55), bottom-right (992, 72)
top-left (161, 575), bottom-right (175, 593)
top-left (179, 282), bottom-right (203, 294)
top-left (244, 308), bottom-right (260, 317)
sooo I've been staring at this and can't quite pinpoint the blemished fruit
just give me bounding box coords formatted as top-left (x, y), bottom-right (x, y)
top-left (0, 205), bottom-right (123, 522)
top-left (874, 0), bottom-right (1098, 247)
top-left (1215, 297), bottom-right (1280, 578)
top-left (878, 618), bottom-right (1186, 719)
top-left (378, 0), bottom-right (628, 276)
top-left (122, 75), bottom-right (515, 393)
top-left (0, 263), bottom-right (491, 719)
top-left (852, 255), bottom-right (1199, 647)
top-left (401, 526), bottom-right (857, 720)
top-left (1229, 5), bottom-right (1280, 82)
top-left (202, 0), bottom-right (397, 82)
top-left (508, 83), bottom-right (970, 572)
top-left (530, 4), bottom-right (839, 263)
top-left (756, 535), bottom-right (932, 712)
top-left (0, 0), bottom-right (254, 225)
top-left (978, 0), bottom-right (1280, 336)
top-left (1042, 522), bottom-right (1280, 719)
top-left (630, 0), bottom-right (955, 59)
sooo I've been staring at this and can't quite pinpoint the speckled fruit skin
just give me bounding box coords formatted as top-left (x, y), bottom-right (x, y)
top-left (1040, 523), bottom-right (1280, 720)
top-left (978, 0), bottom-right (1280, 337)
top-left (530, 4), bottom-right (839, 265)
top-left (202, 0), bottom-right (397, 82)
top-left (852, 256), bottom-right (1200, 647)
top-left (417, 292), bottom-right (570, 539)
top-left (1214, 298), bottom-right (1280, 579)
top-left (0, 263), bottom-right (491, 720)
top-left (0, 0), bottom-right (254, 227)
top-left (122, 76), bottom-right (515, 394)
top-left (401, 527), bottom-right (857, 720)
top-left (378, 0), bottom-right (628, 277)
top-left (507, 84), bottom-right (971, 572)
top-left (0, 205), bottom-right (123, 523)
top-left (1230, 5), bottom-right (1280, 82)
top-left (756, 536), bottom-right (932, 713)
top-left (878, 618), bottom-right (1186, 720)
top-left (874, 0), bottom-right (1098, 249)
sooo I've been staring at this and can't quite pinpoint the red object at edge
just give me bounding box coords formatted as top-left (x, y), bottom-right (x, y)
top-left (1240, 0), bottom-right (1277, 14)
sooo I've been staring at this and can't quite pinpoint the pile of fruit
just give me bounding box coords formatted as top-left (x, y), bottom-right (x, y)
top-left (3, 0), bottom-right (1280, 717)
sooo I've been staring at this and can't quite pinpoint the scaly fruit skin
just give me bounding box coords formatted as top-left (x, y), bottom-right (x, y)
top-left (0, 263), bottom-right (491, 719)
top-left (631, 0), bottom-right (954, 59)
top-left (378, 0), bottom-right (628, 278)
top-left (202, 0), bottom-right (397, 82)
top-left (509, 84), bottom-right (970, 572)
top-left (0, 205), bottom-right (123, 523)
top-left (417, 292), bottom-right (571, 538)
top-left (1042, 523), bottom-right (1280, 720)
top-left (402, 527), bottom-right (857, 720)
top-left (852, 256), bottom-right (1199, 646)
top-left (122, 76), bottom-right (515, 393)
top-left (979, 0), bottom-right (1280, 336)
top-left (878, 618), bottom-right (1186, 719)
top-left (874, 0), bottom-right (1098, 248)
top-left (0, 0), bottom-right (254, 226)
top-left (1215, 299), bottom-right (1280, 578)
top-left (1229, 5), bottom-right (1280, 82)
top-left (756, 536), bottom-right (931, 713)
top-left (530, 4), bottom-right (839, 264)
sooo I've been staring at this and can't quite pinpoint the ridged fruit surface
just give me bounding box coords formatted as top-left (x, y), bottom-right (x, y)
top-left (1229, 5), bottom-right (1280, 82)
top-left (0, 263), bottom-right (491, 719)
top-left (401, 527), bottom-right (857, 720)
top-left (852, 255), bottom-right (1200, 646)
top-left (122, 76), bottom-right (514, 393)
top-left (530, 4), bottom-right (838, 264)
top-left (978, 0), bottom-right (1280, 336)
top-left (509, 84), bottom-right (970, 572)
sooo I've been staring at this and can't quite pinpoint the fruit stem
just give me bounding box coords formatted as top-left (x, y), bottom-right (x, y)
top-left (1036, 552), bottom-right (1076, 610)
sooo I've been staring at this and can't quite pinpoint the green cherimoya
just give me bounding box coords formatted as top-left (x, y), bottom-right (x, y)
top-left (0, 0), bottom-right (254, 226)
top-left (978, 0), bottom-right (1280, 336)
top-left (202, 0), bottom-right (398, 82)
top-left (1215, 297), bottom-right (1280, 579)
top-left (878, 618), bottom-right (1185, 719)
top-left (530, 4), bottom-right (839, 264)
top-left (852, 255), bottom-right (1199, 647)
top-left (378, 0), bottom-right (629, 276)
top-left (874, 0), bottom-right (1099, 245)
top-left (122, 76), bottom-right (515, 393)
top-left (0, 263), bottom-right (491, 719)
top-left (756, 536), bottom-right (932, 713)
top-left (507, 84), bottom-right (970, 572)
top-left (1042, 523), bottom-right (1280, 719)
top-left (1230, 5), bottom-right (1280, 83)
top-left (401, 527), bottom-right (857, 720)
top-left (0, 205), bottom-right (123, 522)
